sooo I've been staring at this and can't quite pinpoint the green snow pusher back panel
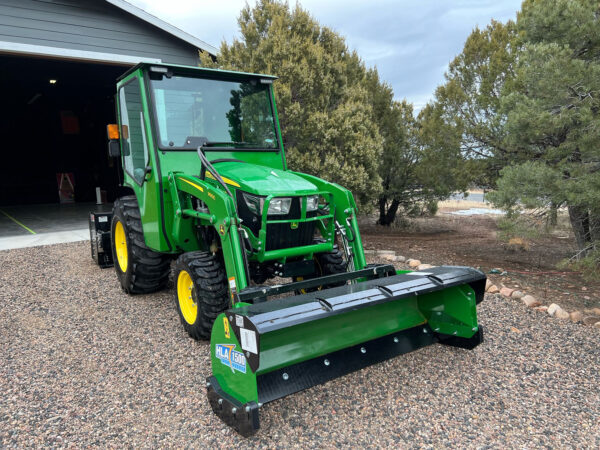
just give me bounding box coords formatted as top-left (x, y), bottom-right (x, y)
top-left (207, 265), bottom-right (485, 436)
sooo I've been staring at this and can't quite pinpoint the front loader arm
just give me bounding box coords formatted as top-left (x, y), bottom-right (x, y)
top-left (167, 172), bottom-right (249, 299)
top-left (290, 172), bottom-right (367, 270)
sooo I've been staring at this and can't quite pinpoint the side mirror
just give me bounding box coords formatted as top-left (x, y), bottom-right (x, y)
top-left (108, 140), bottom-right (120, 158)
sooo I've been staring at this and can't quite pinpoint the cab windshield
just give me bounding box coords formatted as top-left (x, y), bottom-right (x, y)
top-left (149, 74), bottom-right (278, 150)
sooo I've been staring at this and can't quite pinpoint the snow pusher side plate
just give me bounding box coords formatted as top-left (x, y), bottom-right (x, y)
top-left (207, 265), bottom-right (486, 436)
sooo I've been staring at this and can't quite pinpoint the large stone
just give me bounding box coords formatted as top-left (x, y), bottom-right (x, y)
top-left (485, 279), bottom-right (493, 291)
top-left (382, 253), bottom-right (396, 262)
top-left (535, 305), bottom-right (549, 313)
top-left (394, 255), bottom-right (406, 263)
top-left (570, 311), bottom-right (584, 323)
top-left (521, 295), bottom-right (541, 308)
top-left (594, 321), bottom-right (600, 329)
top-left (511, 290), bottom-right (525, 299)
top-left (500, 287), bottom-right (514, 297)
top-left (363, 249), bottom-right (376, 255)
top-left (376, 250), bottom-right (396, 256)
top-left (555, 308), bottom-right (570, 320)
top-left (583, 315), bottom-right (600, 326)
top-left (417, 264), bottom-right (434, 271)
top-left (547, 303), bottom-right (561, 317)
top-left (590, 307), bottom-right (600, 316)
top-left (487, 285), bottom-right (500, 294)
top-left (407, 259), bottom-right (421, 268)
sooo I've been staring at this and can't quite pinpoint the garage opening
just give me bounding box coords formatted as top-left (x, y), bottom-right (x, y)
top-left (0, 55), bottom-right (127, 207)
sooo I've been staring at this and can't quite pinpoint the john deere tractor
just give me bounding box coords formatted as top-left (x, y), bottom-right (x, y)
top-left (89, 63), bottom-right (486, 436)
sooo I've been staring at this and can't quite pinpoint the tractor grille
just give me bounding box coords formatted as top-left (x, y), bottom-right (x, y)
top-left (265, 221), bottom-right (316, 251)
top-left (236, 191), bottom-right (318, 251)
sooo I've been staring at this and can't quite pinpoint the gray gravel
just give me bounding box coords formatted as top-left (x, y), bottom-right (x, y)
top-left (1, 242), bottom-right (599, 448)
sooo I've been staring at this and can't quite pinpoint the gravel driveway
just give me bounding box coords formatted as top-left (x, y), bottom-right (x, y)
top-left (1, 242), bottom-right (598, 448)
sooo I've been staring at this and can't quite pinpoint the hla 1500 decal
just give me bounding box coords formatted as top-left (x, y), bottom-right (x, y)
top-left (215, 344), bottom-right (246, 374)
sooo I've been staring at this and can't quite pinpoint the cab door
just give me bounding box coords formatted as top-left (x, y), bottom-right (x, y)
top-left (117, 76), bottom-right (166, 251)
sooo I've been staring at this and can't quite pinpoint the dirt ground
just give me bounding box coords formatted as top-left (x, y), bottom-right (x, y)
top-left (360, 209), bottom-right (600, 314)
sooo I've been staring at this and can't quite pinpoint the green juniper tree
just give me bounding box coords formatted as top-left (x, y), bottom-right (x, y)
top-left (429, 20), bottom-right (519, 188)
top-left (490, 0), bottom-right (600, 255)
top-left (200, 0), bottom-right (382, 207)
top-left (202, 0), bottom-right (467, 222)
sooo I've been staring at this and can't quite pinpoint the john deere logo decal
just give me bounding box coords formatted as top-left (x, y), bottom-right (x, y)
top-left (215, 344), bottom-right (246, 374)
top-left (290, 222), bottom-right (298, 230)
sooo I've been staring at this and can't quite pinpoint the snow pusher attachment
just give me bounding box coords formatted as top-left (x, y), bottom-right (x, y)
top-left (207, 264), bottom-right (486, 436)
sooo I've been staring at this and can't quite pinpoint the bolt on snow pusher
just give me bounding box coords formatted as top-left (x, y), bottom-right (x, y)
top-left (90, 63), bottom-right (486, 436)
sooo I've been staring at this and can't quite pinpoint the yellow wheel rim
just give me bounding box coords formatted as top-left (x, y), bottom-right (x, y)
top-left (114, 220), bottom-right (128, 273)
top-left (177, 270), bottom-right (197, 325)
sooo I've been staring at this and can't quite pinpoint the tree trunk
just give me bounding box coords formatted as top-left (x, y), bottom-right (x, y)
top-left (589, 210), bottom-right (600, 245)
top-left (384, 199), bottom-right (401, 225)
top-left (568, 205), bottom-right (591, 253)
top-left (548, 202), bottom-right (558, 227)
top-left (377, 198), bottom-right (401, 226)
top-left (378, 196), bottom-right (388, 225)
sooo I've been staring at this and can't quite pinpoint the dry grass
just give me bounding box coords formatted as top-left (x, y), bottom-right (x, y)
top-left (507, 236), bottom-right (531, 251)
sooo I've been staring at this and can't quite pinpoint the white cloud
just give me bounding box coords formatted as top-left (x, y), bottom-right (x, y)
top-left (125, 0), bottom-right (521, 107)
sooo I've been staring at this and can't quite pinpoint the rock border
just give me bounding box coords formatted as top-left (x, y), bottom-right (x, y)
top-left (484, 279), bottom-right (600, 328)
top-left (367, 249), bottom-right (600, 329)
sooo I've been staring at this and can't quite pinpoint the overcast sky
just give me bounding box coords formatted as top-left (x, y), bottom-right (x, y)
top-left (128, 0), bottom-right (522, 111)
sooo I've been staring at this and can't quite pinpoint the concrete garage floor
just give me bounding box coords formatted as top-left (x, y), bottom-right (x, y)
top-left (0, 202), bottom-right (111, 250)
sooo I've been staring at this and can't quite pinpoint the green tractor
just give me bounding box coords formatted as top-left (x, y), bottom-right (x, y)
top-left (89, 63), bottom-right (486, 436)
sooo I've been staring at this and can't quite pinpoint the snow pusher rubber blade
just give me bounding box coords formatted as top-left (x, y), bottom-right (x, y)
top-left (206, 265), bottom-right (486, 436)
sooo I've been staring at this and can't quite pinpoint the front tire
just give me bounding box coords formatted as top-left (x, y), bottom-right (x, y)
top-left (174, 251), bottom-right (230, 340)
top-left (111, 196), bottom-right (171, 294)
top-left (294, 244), bottom-right (347, 293)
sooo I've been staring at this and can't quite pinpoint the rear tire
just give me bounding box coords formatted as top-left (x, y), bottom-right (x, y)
top-left (174, 251), bottom-right (230, 340)
top-left (111, 196), bottom-right (170, 294)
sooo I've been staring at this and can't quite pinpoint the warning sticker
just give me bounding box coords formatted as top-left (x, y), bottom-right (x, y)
top-left (98, 216), bottom-right (108, 223)
top-left (235, 314), bottom-right (244, 327)
top-left (240, 328), bottom-right (258, 354)
top-left (228, 277), bottom-right (237, 300)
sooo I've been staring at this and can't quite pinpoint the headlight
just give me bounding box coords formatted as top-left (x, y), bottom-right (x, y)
top-left (243, 193), bottom-right (264, 215)
top-left (306, 195), bottom-right (319, 212)
top-left (268, 197), bottom-right (292, 215)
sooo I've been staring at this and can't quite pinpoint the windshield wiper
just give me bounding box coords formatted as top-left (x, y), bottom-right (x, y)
top-left (203, 141), bottom-right (268, 149)
top-left (203, 141), bottom-right (251, 147)
top-left (180, 136), bottom-right (274, 150)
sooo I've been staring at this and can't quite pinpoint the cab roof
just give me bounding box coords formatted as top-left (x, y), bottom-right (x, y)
top-left (117, 62), bottom-right (278, 82)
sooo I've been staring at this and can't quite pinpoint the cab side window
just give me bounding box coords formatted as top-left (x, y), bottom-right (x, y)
top-left (119, 80), bottom-right (149, 184)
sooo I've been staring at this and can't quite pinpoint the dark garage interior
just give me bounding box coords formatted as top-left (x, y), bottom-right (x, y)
top-left (0, 55), bottom-right (127, 206)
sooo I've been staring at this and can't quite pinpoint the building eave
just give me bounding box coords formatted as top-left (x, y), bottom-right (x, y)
top-left (105, 0), bottom-right (218, 56)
